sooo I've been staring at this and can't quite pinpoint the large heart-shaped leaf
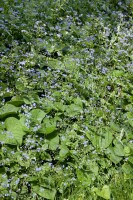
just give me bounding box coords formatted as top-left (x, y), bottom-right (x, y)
top-left (65, 104), bottom-right (83, 117)
top-left (86, 128), bottom-right (113, 149)
top-left (9, 96), bottom-right (25, 106)
top-left (38, 118), bottom-right (56, 134)
top-left (47, 133), bottom-right (59, 150)
top-left (30, 109), bottom-right (46, 123)
top-left (0, 104), bottom-right (19, 119)
top-left (59, 145), bottom-right (69, 159)
top-left (0, 117), bottom-right (27, 145)
top-left (113, 140), bottom-right (124, 157)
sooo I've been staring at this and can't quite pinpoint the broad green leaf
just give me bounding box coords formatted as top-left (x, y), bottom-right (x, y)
top-left (0, 104), bottom-right (19, 119)
top-left (128, 119), bottom-right (133, 127)
top-left (106, 146), bottom-right (122, 164)
top-left (73, 97), bottom-right (83, 107)
top-left (122, 163), bottom-right (133, 175)
top-left (15, 79), bottom-right (25, 91)
top-left (39, 118), bottom-right (56, 134)
top-left (113, 70), bottom-right (124, 77)
top-left (40, 176), bottom-right (55, 190)
top-left (19, 115), bottom-right (30, 132)
top-left (30, 109), bottom-right (46, 123)
top-left (42, 100), bottom-right (54, 113)
top-left (40, 152), bottom-right (52, 161)
top-left (54, 102), bottom-right (65, 111)
top-left (59, 145), bottom-right (69, 159)
top-left (32, 185), bottom-right (56, 200)
top-left (93, 185), bottom-right (110, 199)
top-left (76, 169), bottom-right (93, 186)
top-left (88, 161), bottom-right (99, 176)
top-left (9, 96), bottom-right (25, 106)
top-left (86, 128), bottom-right (113, 149)
top-left (23, 97), bottom-right (31, 104)
top-left (47, 59), bottom-right (64, 70)
top-left (48, 135), bottom-right (59, 150)
top-left (110, 122), bottom-right (120, 132)
top-left (128, 156), bottom-right (133, 164)
top-left (0, 117), bottom-right (27, 145)
top-left (126, 112), bottom-right (133, 127)
top-left (65, 104), bottom-right (83, 117)
top-left (124, 146), bottom-right (131, 156)
top-left (113, 141), bottom-right (124, 157)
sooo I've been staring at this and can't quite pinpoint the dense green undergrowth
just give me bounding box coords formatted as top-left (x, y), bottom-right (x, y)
top-left (0, 0), bottom-right (133, 199)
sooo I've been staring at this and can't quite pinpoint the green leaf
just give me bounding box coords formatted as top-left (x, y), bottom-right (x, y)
top-left (0, 117), bottom-right (27, 145)
top-left (0, 104), bottom-right (19, 119)
top-left (113, 70), bottom-right (124, 77)
top-left (48, 134), bottom-right (59, 150)
top-left (15, 79), bottom-right (25, 91)
top-left (106, 146), bottom-right (122, 164)
top-left (42, 100), bottom-right (54, 113)
top-left (40, 176), bottom-right (55, 189)
top-left (19, 115), bottom-right (30, 132)
top-left (65, 104), bottom-right (83, 117)
top-left (113, 141), bottom-right (124, 157)
top-left (126, 112), bottom-right (133, 127)
top-left (40, 152), bottom-right (52, 161)
top-left (59, 145), bottom-right (69, 159)
top-left (122, 163), bottom-right (133, 175)
top-left (9, 96), bottom-right (25, 106)
top-left (73, 97), bottom-right (83, 107)
top-left (89, 161), bottom-right (99, 176)
top-left (54, 102), bottom-right (65, 111)
top-left (86, 128), bottom-right (113, 149)
top-left (39, 118), bottom-right (56, 134)
top-left (76, 169), bottom-right (92, 186)
top-left (93, 185), bottom-right (110, 199)
top-left (32, 185), bottom-right (56, 200)
top-left (124, 146), bottom-right (131, 156)
top-left (30, 109), bottom-right (46, 123)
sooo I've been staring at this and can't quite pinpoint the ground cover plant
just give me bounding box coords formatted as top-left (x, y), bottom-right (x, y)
top-left (0, 0), bottom-right (133, 199)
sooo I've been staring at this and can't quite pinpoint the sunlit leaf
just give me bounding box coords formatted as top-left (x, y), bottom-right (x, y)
top-left (0, 117), bottom-right (27, 145)
top-left (30, 109), bottom-right (46, 123)
top-left (32, 185), bottom-right (56, 200)
top-left (93, 185), bottom-right (110, 199)
top-left (106, 146), bottom-right (123, 164)
top-left (39, 118), bottom-right (56, 134)
top-left (86, 128), bottom-right (113, 149)
top-left (59, 145), bottom-right (69, 159)
top-left (48, 134), bottom-right (59, 150)
top-left (65, 104), bottom-right (83, 117)
top-left (0, 104), bottom-right (19, 119)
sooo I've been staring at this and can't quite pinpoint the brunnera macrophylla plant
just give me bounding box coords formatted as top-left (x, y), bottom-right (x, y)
top-left (0, 0), bottom-right (133, 199)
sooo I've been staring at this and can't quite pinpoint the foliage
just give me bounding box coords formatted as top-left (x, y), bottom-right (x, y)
top-left (0, 0), bottom-right (133, 199)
